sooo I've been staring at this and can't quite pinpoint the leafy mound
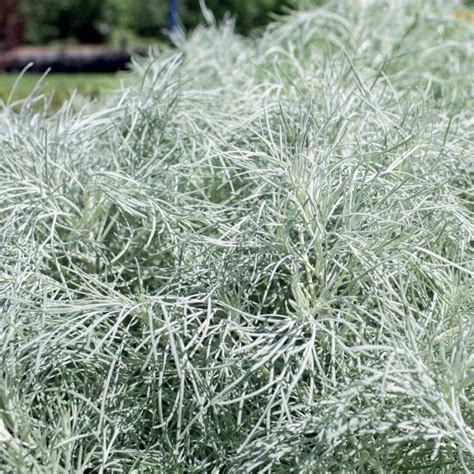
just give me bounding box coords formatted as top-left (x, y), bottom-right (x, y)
top-left (1, 1), bottom-right (473, 471)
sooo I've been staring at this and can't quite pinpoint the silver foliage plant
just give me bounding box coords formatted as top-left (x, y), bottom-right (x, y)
top-left (0, 0), bottom-right (473, 471)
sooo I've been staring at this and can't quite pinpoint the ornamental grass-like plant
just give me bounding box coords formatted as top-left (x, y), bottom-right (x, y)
top-left (0, 0), bottom-right (473, 472)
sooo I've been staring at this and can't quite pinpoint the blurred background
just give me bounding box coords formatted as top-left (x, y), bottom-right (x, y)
top-left (2, 0), bottom-right (298, 46)
top-left (0, 0), bottom-right (473, 110)
top-left (0, 0), bottom-right (301, 108)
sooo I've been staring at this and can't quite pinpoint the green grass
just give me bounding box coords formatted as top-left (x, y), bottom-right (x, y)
top-left (0, 1), bottom-right (473, 472)
top-left (0, 73), bottom-right (124, 111)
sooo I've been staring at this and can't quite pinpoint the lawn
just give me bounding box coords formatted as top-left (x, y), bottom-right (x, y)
top-left (0, 73), bottom-right (124, 111)
top-left (0, 1), bottom-right (472, 472)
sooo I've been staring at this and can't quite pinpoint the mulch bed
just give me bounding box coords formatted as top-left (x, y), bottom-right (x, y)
top-left (0, 45), bottom-right (143, 73)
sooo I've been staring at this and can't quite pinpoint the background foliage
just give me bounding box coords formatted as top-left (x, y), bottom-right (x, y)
top-left (20, 0), bottom-right (307, 44)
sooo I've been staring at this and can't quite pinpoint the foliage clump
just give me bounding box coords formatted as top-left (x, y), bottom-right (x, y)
top-left (1, 1), bottom-right (473, 471)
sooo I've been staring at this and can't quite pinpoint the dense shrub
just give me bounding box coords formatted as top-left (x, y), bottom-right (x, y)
top-left (20, 0), bottom-right (107, 43)
top-left (1, 0), bottom-right (473, 472)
